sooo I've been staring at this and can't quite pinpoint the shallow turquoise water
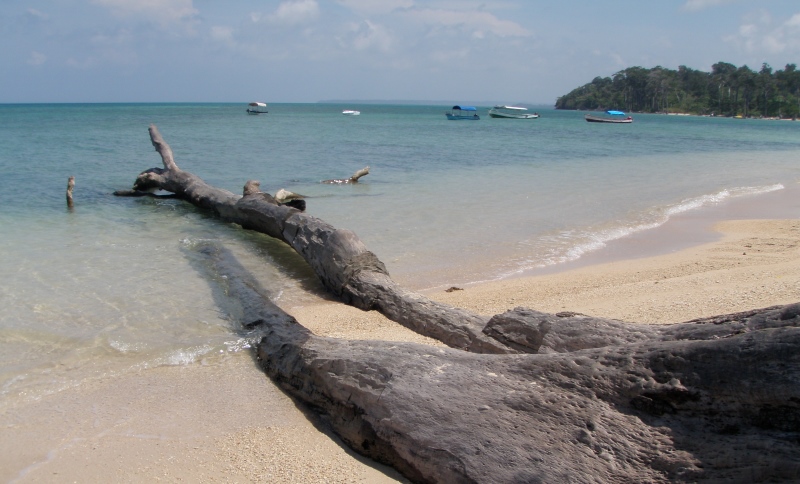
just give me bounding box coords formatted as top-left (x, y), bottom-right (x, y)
top-left (1, 102), bottom-right (799, 404)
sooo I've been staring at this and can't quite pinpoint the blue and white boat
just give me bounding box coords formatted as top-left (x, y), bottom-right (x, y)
top-left (584, 110), bottom-right (632, 123)
top-left (446, 105), bottom-right (480, 120)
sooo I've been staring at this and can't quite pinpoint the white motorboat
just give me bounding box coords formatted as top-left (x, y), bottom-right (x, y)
top-left (246, 102), bottom-right (268, 114)
top-left (342, 110), bottom-right (361, 116)
top-left (488, 105), bottom-right (539, 119)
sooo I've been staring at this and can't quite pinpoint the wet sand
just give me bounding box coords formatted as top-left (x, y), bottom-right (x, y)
top-left (3, 187), bottom-right (798, 483)
top-left (1, 354), bottom-right (409, 483)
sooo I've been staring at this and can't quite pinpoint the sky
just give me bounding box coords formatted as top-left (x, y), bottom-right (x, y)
top-left (2, 0), bottom-right (800, 105)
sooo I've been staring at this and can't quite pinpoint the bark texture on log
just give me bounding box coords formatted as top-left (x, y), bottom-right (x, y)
top-left (483, 305), bottom-right (800, 354)
top-left (191, 241), bottom-right (800, 484)
top-left (115, 125), bottom-right (505, 353)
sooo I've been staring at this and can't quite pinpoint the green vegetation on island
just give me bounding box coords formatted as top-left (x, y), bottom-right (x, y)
top-left (555, 62), bottom-right (800, 118)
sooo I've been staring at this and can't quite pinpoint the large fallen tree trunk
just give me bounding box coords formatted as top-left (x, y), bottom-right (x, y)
top-left (190, 240), bottom-right (800, 483)
top-left (121, 126), bottom-right (800, 482)
top-left (115, 125), bottom-right (506, 354)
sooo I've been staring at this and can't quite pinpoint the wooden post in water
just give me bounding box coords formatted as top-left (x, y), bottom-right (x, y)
top-left (66, 176), bottom-right (75, 208)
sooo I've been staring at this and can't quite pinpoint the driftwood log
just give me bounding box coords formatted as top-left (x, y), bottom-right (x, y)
top-left (190, 241), bottom-right (800, 483)
top-left (119, 125), bottom-right (800, 482)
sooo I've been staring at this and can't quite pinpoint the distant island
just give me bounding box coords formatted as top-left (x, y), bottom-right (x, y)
top-left (555, 62), bottom-right (800, 119)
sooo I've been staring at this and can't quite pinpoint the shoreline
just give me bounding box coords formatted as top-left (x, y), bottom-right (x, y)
top-left (432, 217), bottom-right (799, 325)
top-left (3, 186), bottom-right (798, 482)
top-left (428, 182), bottom-right (798, 323)
top-left (522, 180), bottom-right (800, 279)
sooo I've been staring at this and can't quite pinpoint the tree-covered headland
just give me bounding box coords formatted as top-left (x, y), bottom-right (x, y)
top-left (555, 62), bottom-right (800, 118)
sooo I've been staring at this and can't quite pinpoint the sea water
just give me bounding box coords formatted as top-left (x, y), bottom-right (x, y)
top-left (1, 103), bottom-right (799, 407)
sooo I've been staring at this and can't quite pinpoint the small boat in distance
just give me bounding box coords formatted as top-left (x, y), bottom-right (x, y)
top-left (246, 102), bottom-right (268, 114)
top-left (488, 105), bottom-right (539, 119)
top-left (446, 105), bottom-right (480, 120)
top-left (342, 110), bottom-right (361, 116)
top-left (584, 110), bottom-right (633, 123)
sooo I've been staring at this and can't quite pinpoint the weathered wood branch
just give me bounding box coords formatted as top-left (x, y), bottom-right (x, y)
top-left (483, 305), bottom-right (800, 354)
top-left (191, 241), bottom-right (800, 483)
top-left (115, 125), bottom-right (505, 353)
top-left (322, 165), bottom-right (370, 184)
top-left (149, 124), bottom-right (178, 171)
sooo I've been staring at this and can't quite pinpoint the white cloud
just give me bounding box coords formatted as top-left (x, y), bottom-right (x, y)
top-left (211, 26), bottom-right (235, 46)
top-left (404, 8), bottom-right (531, 38)
top-left (725, 10), bottom-right (800, 55)
top-left (269, 0), bottom-right (320, 25)
top-left (336, 0), bottom-right (413, 16)
top-left (91, 0), bottom-right (197, 25)
top-left (27, 51), bottom-right (47, 66)
top-left (739, 23), bottom-right (757, 37)
top-left (761, 34), bottom-right (785, 54)
top-left (349, 20), bottom-right (393, 51)
top-left (26, 8), bottom-right (48, 20)
top-left (681, 0), bottom-right (737, 13)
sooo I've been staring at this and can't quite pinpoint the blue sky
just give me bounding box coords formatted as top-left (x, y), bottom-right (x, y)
top-left (3, 0), bottom-right (800, 104)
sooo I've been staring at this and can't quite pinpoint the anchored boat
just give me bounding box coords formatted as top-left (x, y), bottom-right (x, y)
top-left (446, 105), bottom-right (480, 120)
top-left (584, 110), bottom-right (632, 123)
top-left (488, 105), bottom-right (539, 119)
top-left (246, 102), bottom-right (268, 114)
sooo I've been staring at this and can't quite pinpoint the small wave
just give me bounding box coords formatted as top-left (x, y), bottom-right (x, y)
top-left (157, 345), bottom-right (215, 366)
top-left (147, 337), bottom-right (259, 368)
top-left (502, 183), bottom-right (785, 277)
top-left (1, 374), bottom-right (27, 397)
top-left (180, 237), bottom-right (219, 248)
top-left (664, 184), bottom-right (783, 217)
top-left (109, 339), bottom-right (147, 353)
top-left (223, 338), bottom-right (255, 353)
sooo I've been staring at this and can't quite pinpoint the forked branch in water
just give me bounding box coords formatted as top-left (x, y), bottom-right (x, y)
top-left (322, 165), bottom-right (370, 184)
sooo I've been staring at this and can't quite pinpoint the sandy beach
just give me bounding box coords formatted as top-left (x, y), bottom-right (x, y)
top-left (435, 218), bottom-right (800, 325)
top-left (3, 208), bottom-right (798, 482)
